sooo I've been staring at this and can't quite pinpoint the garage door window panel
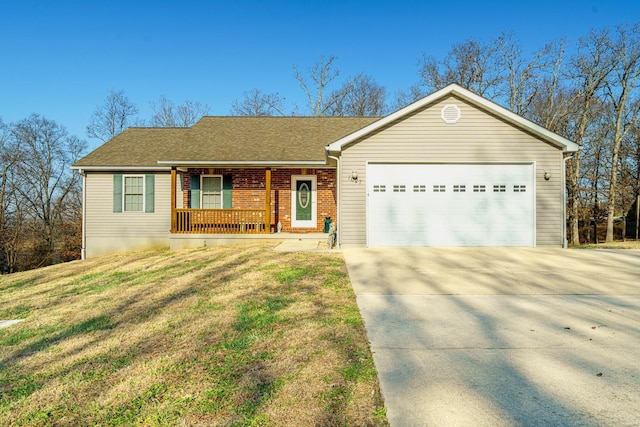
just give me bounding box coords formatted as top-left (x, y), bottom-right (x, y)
top-left (474, 185), bottom-right (486, 192)
top-left (393, 185), bottom-right (406, 192)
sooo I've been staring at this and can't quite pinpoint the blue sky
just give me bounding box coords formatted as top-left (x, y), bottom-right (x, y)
top-left (1, 0), bottom-right (638, 150)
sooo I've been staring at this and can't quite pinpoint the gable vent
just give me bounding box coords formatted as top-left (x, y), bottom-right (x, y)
top-left (441, 104), bottom-right (461, 124)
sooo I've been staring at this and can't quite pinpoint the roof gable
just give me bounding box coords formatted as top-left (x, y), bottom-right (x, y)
top-left (326, 84), bottom-right (580, 153)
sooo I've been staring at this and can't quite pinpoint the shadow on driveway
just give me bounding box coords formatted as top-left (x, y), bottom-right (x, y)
top-left (344, 247), bottom-right (640, 426)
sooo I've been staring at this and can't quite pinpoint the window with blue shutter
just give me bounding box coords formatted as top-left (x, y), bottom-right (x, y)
top-left (113, 173), bottom-right (155, 213)
top-left (190, 174), bottom-right (200, 208)
top-left (223, 175), bottom-right (232, 208)
top-left (188, 173), bottom-right (231, 209)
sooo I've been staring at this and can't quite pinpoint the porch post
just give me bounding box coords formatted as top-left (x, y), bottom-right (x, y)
top-left (265, 168), bottom-right (271, 233)
top-left (171, 167), bottom-right (177, 233)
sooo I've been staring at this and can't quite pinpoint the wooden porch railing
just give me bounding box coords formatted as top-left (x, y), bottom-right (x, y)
top-left (173, 209), bottom-right (269, 234)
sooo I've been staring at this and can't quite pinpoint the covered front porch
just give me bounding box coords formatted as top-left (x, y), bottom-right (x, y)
top-left (170, 167), bottom-right (273, 234)
top-left (168, 166), bottom-right (336, 235)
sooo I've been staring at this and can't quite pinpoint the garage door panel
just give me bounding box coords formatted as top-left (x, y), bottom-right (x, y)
top-left (367, 164), bottom-right (535, 247)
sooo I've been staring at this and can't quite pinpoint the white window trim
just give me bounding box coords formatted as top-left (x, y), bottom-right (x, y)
top-left (291, 175), bottom-right (317, 228)
top-left (200, 174), bottom-right (223, 209)
top-left (123, 174), bottom-right (145, 212)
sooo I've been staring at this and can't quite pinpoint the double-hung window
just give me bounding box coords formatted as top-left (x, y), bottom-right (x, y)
top-left (201, 175), bottom-right (222, 209)
top-left (113, 174), bottom-right (154, 213)
top-left (124, 175), bottom-right (144, 212)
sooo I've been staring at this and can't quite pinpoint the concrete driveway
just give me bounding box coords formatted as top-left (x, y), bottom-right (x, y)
top-left (342, 247), bottom-right (640, 427)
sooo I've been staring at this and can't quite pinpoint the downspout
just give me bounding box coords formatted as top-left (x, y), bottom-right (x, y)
top-left (563, 155), bottom-right (573, 249)
top-left (79, 169), bottom-right (87, 260)
top-left (327, 154), bottom-right (340, 248)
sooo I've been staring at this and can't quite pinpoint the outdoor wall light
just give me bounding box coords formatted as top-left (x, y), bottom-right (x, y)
top-left (544, 171), bottom-right (552, 181)
top-left (351, 170), bottom-right (359, 182)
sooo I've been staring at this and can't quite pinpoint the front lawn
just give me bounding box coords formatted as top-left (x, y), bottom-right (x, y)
top-left (0, 243), bottom-right (387, 426)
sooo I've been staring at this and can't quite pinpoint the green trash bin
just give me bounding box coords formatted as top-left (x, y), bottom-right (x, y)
top-left (324, 216), bottom-right (332, 233)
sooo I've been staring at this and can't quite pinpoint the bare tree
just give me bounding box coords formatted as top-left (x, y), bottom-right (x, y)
top-left (149, 95), bottom-right (175, 126)
top-left (230, 89), bottom-right (287, 116)
top-left (176, 99), bottom-right (211, 126)
top-left (577, 105), bottom-right (614, 243)
top-left (327, 74), bottom-right (387, 116)
top-left (418, 38), bottom-right (503, 97)
top-left (496, 32), bottom-right (567, 116)
top-left (12, 114), bottom-right (86, 267)
top-left (391, 84), bottom-right (426, 111)
top-left (0, 118), bottom-right (18, 272)
top-left (150, 95), bottom-right (211, 127)
top-left (627, 123), bottom-right (640, 239)
top-left (87, 89), bottom-right (139, 142)
top-left (294, 55), bottom-right (351, 116)
top-left (618, 117), bottom-right (640, 233)
top-left (561, 28), bottom-right (616, 244)
top-left (234, 59), bottom-right (387, 117)
top-left (603, 23), bottom-right (640, 242)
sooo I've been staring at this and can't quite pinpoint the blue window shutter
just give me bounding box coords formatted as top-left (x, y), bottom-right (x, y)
top-left (223, 175), bottom-right (232, 208)
top-left (113, 174), bottom-right (123, 213)
top-left (145, 174), bottom-right (155, 213)
top-left (190, 174), bottom-right (200, 208)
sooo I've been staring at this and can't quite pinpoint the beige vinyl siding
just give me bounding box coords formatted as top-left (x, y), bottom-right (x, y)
top-left (85, 172), bottom-right (171, 257)
top-left (339, 95), bottom-right (564, 247)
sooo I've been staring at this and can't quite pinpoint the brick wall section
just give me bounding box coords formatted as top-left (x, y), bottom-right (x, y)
top-left (182, 168), bottom-right (336, 233)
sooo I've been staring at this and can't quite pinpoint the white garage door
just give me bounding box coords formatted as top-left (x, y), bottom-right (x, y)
top-left (367, 163), bottom-right (535, 247)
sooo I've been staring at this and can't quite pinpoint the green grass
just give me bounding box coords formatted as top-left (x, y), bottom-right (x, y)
top-left (571, 240), bottom-right (640, 249)
top-left (0, 243), bottom-right (387, 426)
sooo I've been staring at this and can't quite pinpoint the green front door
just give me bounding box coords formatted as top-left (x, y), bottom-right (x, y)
top-left (296, 179), bottom-right (312, 221)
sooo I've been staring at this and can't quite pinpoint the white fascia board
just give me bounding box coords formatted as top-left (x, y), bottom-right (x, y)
top-left (70, 165), bottom-right (171, 172)
top-left (156, 160), bottom-right (329, 167)
top-left (326, 84), bottom-right (581, 153)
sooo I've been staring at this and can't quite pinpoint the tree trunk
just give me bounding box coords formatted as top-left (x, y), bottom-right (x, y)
top-left (567, 155), bottom-right (581, 245)
top-left (606, 133), bottom-right (622, 242)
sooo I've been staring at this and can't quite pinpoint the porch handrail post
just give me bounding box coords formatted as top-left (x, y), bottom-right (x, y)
top-left (265, 168), bottom-right (271, 233)
top-left (171, 167), bottom-right (177, 232)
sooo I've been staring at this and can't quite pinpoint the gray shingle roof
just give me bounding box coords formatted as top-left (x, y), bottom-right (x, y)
top-left (73, 116), bottom-right (379, 168)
